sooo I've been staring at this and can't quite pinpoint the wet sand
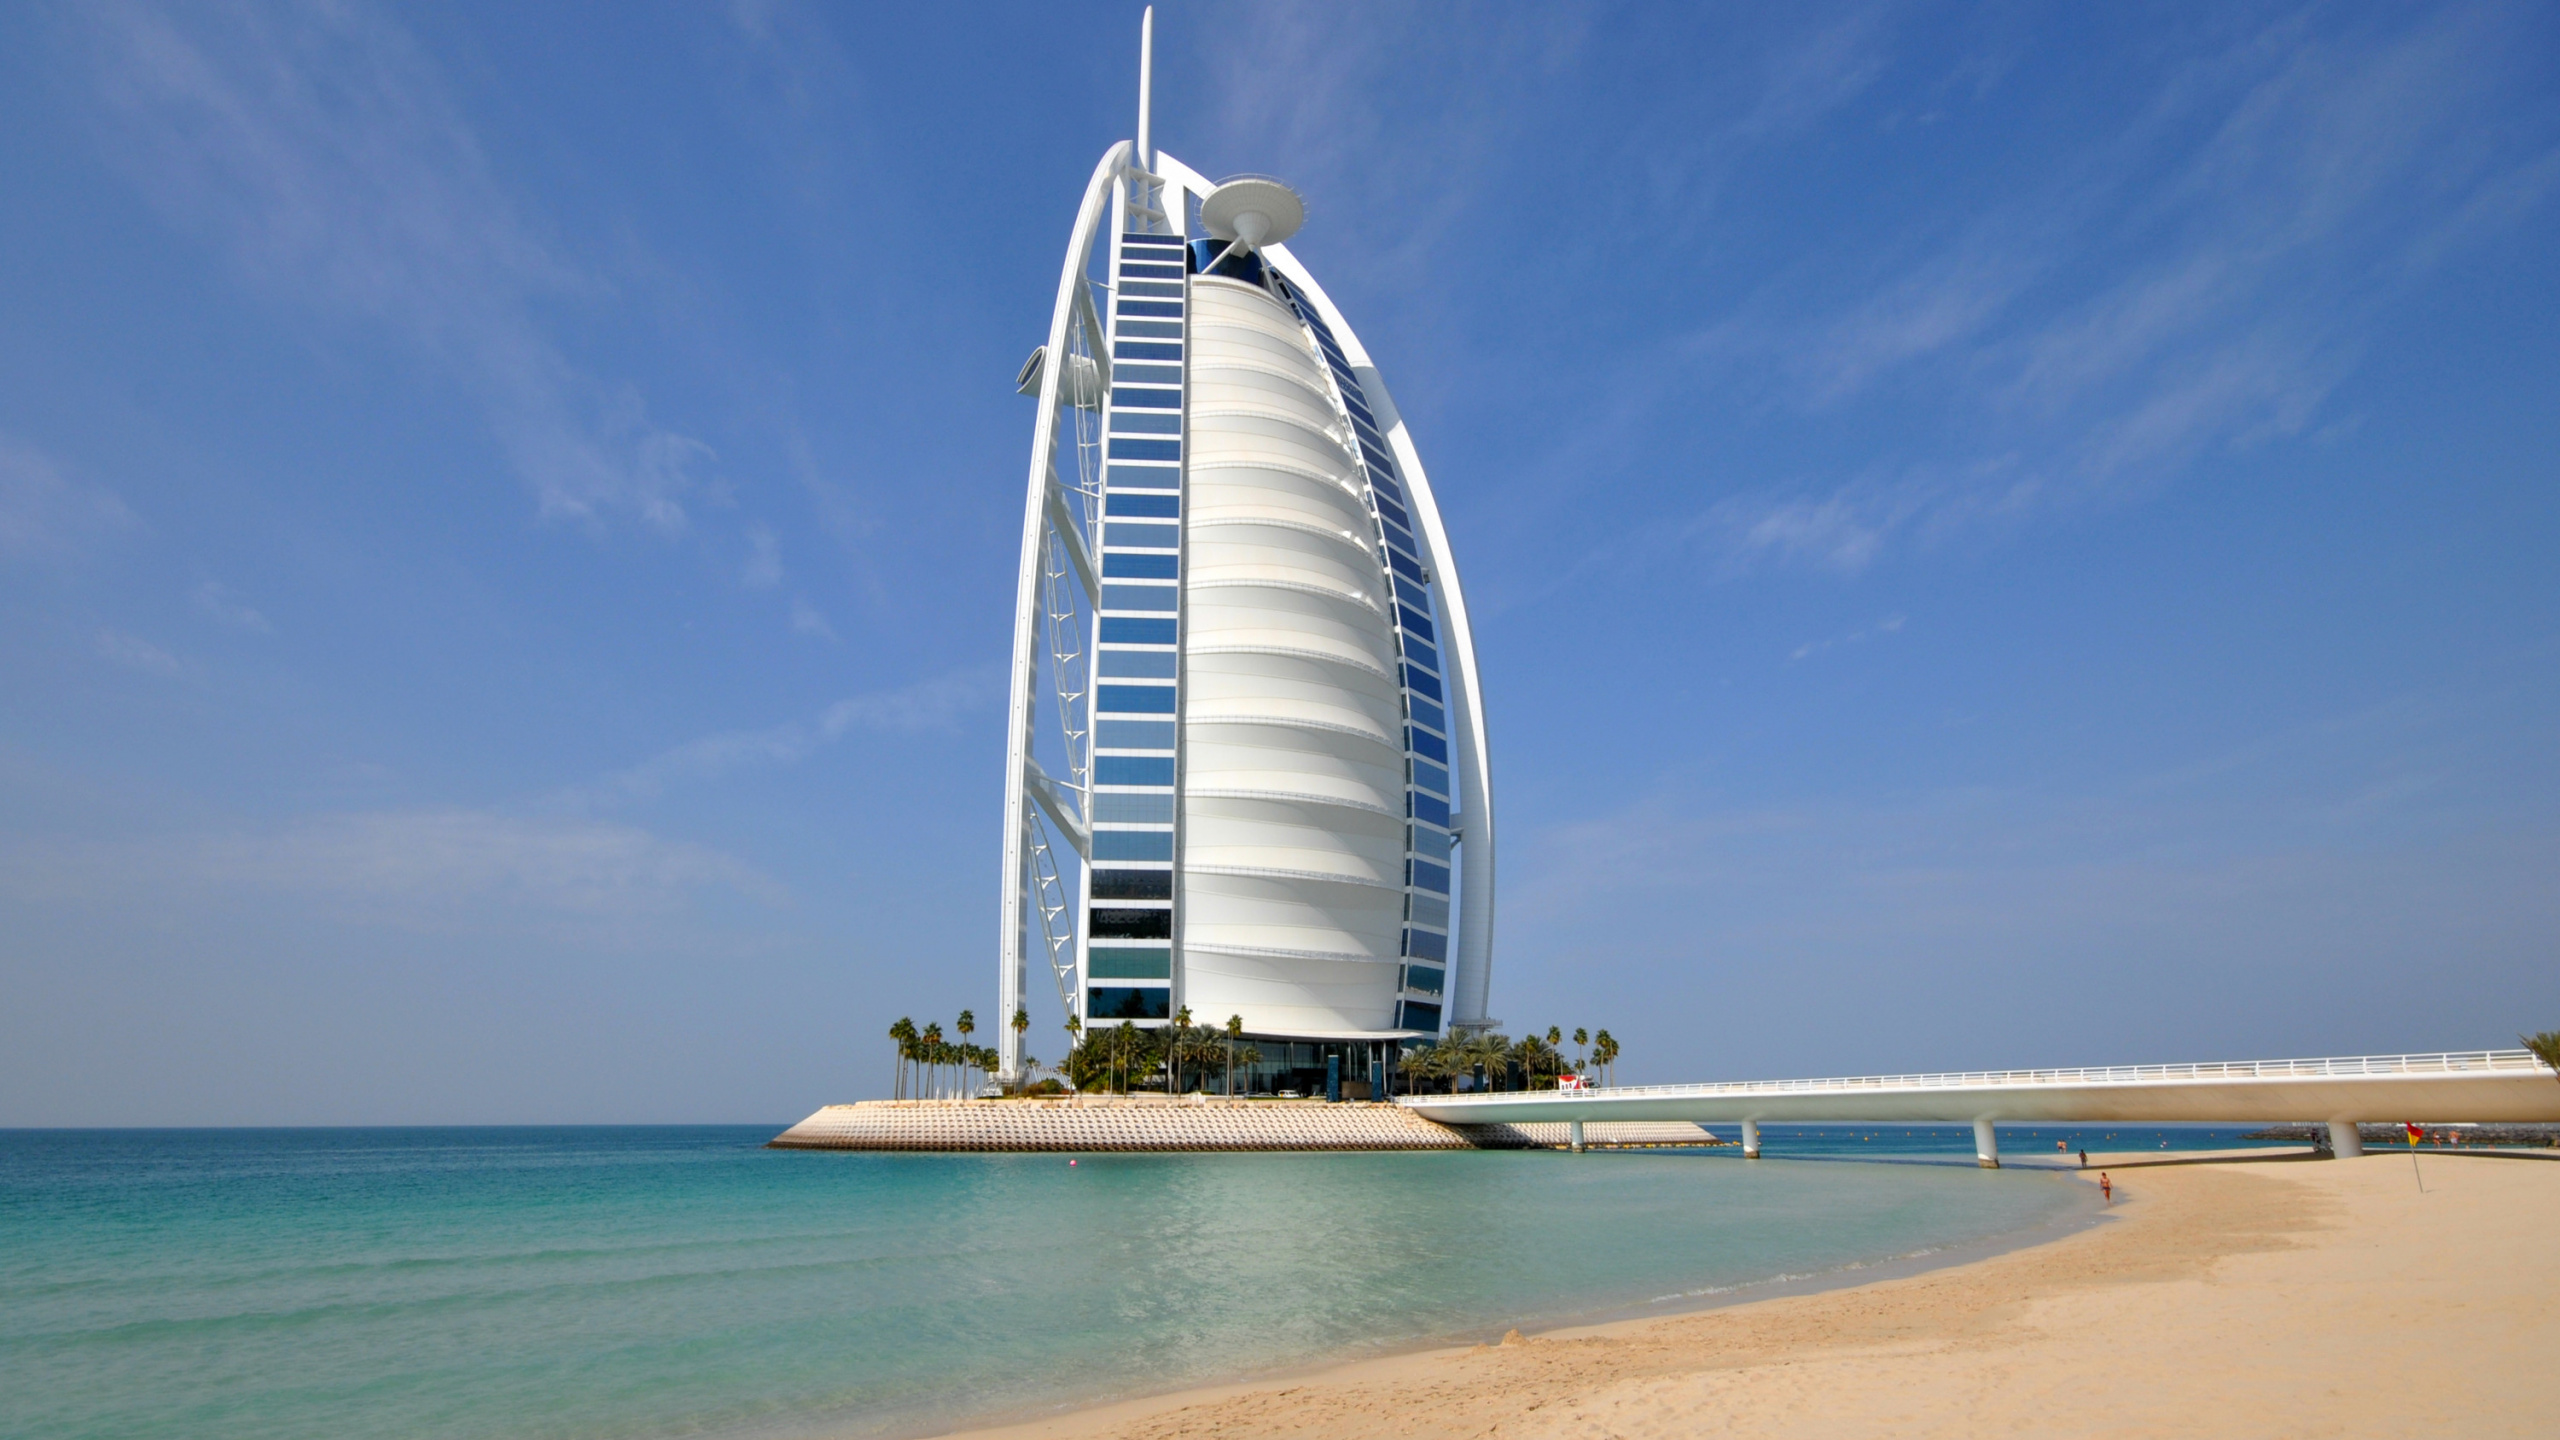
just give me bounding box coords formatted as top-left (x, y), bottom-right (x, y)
top-left (944, 1148), bottom-right (2557, 1438)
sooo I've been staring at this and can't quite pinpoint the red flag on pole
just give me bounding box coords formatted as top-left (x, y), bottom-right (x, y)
top-left (2405, 1122), bottom-right (2423, 1146)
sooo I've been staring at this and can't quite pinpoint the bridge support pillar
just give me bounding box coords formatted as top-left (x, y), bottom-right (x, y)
top-left (1568, 1119), bottom-right (1585, 1153)
top-left (1973, 1117), bottom-right (2000, 1169)
top-left (2326, 1119), bottom-right (2363, 1158)
top-left (1740, 1118), bottom-right (1760, 1159)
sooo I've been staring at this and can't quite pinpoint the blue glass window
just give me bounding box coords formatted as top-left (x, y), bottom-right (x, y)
top-left (1398, 999), bottom-right (1443, 1031)
top-left (1104, 523), bottom-right (1178, 550)
top-left (1410, 790), bottom-right (1451, 828)
top-left (1116, 300), bottom-right (1183, 318)
top-left (1393, 576), bottom-right (1430, 609)
top-left (1094, 830), bottom-right (1175, 862)
top-left (1119, 262), bottom-right (1185, 280)
top-left (1344, 396), bottom-right (1376, 428)
top-left (1103, 552), bottom-right (1178, 581)
top-left (1098, 647), bottom-right (1177, 676)
top-left (1403, 928), bottom-right (1448, 961)
top-left (1409, 727), bottom-right (1449, 764)
top-left (1381, 519), bottom-right (1419, 557)
top-left (1367, 469), bottom-right (1404, 503)
top-left (1108, 464), bottom-right (1178, 489)
top-left (1100, 584), bottom-right (1176, 612)
top-left (1410, 823), bottom-right (1450, 861)
top-left (1388, 549), bottom-right (1426, 584)
top-left (1115, 364), bottom-right (1182, 385)
top-left (1120, 341), bottom-right (1182, 361)
top-left (1410, 859), bottom-right (1451, 894)
top-left (1122, 233), bottom-right (1185, 246)
top-left (1412, 758), bottom-right (1450, 796)
top-left (1096, 755), bottom-right (1175, 786)
top-left (1409, 696), bottom-right (1446, 733)
top-left (1404, 664), bottom-right (1442, 701)
top-left (1398, 606), bottom-right (1436, 643)
top-left (1111, 387), bottom-right (1182, 410)
top-left (1099, 616), bottom-right (1175, 645)
top-left (1409, 891), bottom-right (1450, 928)
top-left (1116, 321), bottom-right (1183, 339)
top-left (1120, 281), bottom-right (1184, 298)
top-left (1106, 492), bottom-right (1179, 518)
top-left (1403, 964), bottom-right (1445, 995)
top-left (1354, 416), bottom-right (1387, 448)
top-left (1088, 948), bottom-right (1172, 979)
top-left (1098, 683), bottom-right (1176, 713)
top-left (1376, 495), bottom-right (1412, 530)
top-left (1090, 908), bottom-right (1173, 940)
top-left (1092, 787), bottom-right (1175, 821)
top-left (1090, 870), bottom-right (1173, 901)
top-left (1089, 985), bottom-right (1172, 1019)
top-left (1109, 437), bottom-right (1182, 461)
top-left (1404, 635), bottom-right (1440, 671)
top-left (1110, 411), bottom-right (1181, 435)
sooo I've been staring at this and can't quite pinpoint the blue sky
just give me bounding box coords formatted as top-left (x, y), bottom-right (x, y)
top-left (3, 2), bottom-right (2554, 1124)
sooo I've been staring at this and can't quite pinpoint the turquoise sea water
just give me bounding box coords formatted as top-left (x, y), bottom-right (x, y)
top-left (1, 1125), bottom-right (2268, 1440)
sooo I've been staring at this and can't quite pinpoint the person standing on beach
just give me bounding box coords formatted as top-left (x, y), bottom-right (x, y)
top-left (2079, 1149), bottom-right (2088, 1168)
top-left (2099, 1173), bottom-right (2112, 1204)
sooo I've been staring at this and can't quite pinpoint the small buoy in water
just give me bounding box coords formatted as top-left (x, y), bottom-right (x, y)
top-left (1069, 1159), bottom-right (1078, 1166)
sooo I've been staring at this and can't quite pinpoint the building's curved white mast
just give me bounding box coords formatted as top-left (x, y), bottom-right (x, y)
top-left (997, 11), bottom-right (1495, 1082)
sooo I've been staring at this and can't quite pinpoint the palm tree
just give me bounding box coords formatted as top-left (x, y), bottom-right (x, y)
top-left (1456, 1031), bottom-right (1509, 1091)
top-left (889, 1017), bottom-right (916, 1099)
top-left (1592, 1030), bottom-right (1619, 1088)
top-left (1225, 1014), bottom-right (1245, 1096)
top-left (1512, 1033), bottom-right (1562, 1090)
top-left (921, 1022), bottom-right (945, 1098)
top-left (1010, 1007), bottom-right (1030, 1093)
top-left (2526, 1030), bottom-right (2560, 1080)
top-left (1572, 1027), bottom-right (1589, 1076)
top-left (1170, 1006), bottom-right (1194, 1093)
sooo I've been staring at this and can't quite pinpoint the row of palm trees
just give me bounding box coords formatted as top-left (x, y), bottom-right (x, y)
top-left (886, 1012), bottom-right (1009, 1099)
top-left (1062, 1009), bottom-right (1263, 1094)
top-left (887, 1007), bottom-right (1621, 1098)
top-left (1399, 1026), bottom-right (1621, 1093)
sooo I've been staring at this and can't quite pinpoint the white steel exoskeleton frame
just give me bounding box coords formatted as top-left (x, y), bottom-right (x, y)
top-left (999, 135), bottom-right (1498, 1082)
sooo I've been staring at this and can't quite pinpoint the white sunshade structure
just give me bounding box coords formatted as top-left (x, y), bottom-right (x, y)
top-left (996, 12), bottom-right (1493, 1081)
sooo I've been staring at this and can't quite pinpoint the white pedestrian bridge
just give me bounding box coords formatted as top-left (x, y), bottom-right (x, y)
top-left (1397, 1049), bottom-right (2560, 1165)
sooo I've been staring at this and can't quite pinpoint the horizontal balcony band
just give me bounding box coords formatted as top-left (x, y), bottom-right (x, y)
top-left (1182, 512), bottom-right (1378, 561)
top-left (1184, 574), bottom-right (1385, 614)
top-left (1181, 710), bottom-right (1400, 749)
top-left (1180, 641), bottom-right (1393, 683)
top-left (1181, 940), bottom-right (1398, 966)
top-left (1183, 862), bottom-right (1405, 892)
top-left (1180, 785), bottom-right (1404, 820)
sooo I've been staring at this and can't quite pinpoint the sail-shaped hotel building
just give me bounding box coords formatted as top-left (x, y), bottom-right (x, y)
top-left (997, 14), bottom-right (1493, 1090)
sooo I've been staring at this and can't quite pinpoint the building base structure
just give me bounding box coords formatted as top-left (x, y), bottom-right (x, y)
top-left (768, 1101), bottom-right (1723, 1153)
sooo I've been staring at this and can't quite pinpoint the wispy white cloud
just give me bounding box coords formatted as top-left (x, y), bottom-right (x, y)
top-left (0, 434), bottom-right (133, 559)
top-left (3, 808), bottom-right (782, 919)
top-left (94, 627), bottom-right (188, 677)
top-left (788, 597), bottom-right (835, 640)
top-left (590, 665), bottom-right (1002, 802)
top-left (1790, 613), bottom-right (1905, 664)
top-left (191, 579), bottom-right (273, 633)
top-left (741, 525), bottom-right (783, 589)
top-left (80, 0), bottom-right (714, 533)
top-left (1660, 8), bottom-right (2558, 576)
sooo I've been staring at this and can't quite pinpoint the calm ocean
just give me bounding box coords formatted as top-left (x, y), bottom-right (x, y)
top-left (0, 1124), bottom-right (2272, 1440)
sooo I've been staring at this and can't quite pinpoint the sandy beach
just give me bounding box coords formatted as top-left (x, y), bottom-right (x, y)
top-left (950, 1148), bottom-right (2557, 1439)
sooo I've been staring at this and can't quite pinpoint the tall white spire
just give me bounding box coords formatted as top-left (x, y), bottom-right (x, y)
top-left (1136, 8), bottom-right (1154, 173)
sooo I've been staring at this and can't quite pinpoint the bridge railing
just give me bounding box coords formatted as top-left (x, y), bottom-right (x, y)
top-left (1401, 1049), bottom-right (2551, 1105)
